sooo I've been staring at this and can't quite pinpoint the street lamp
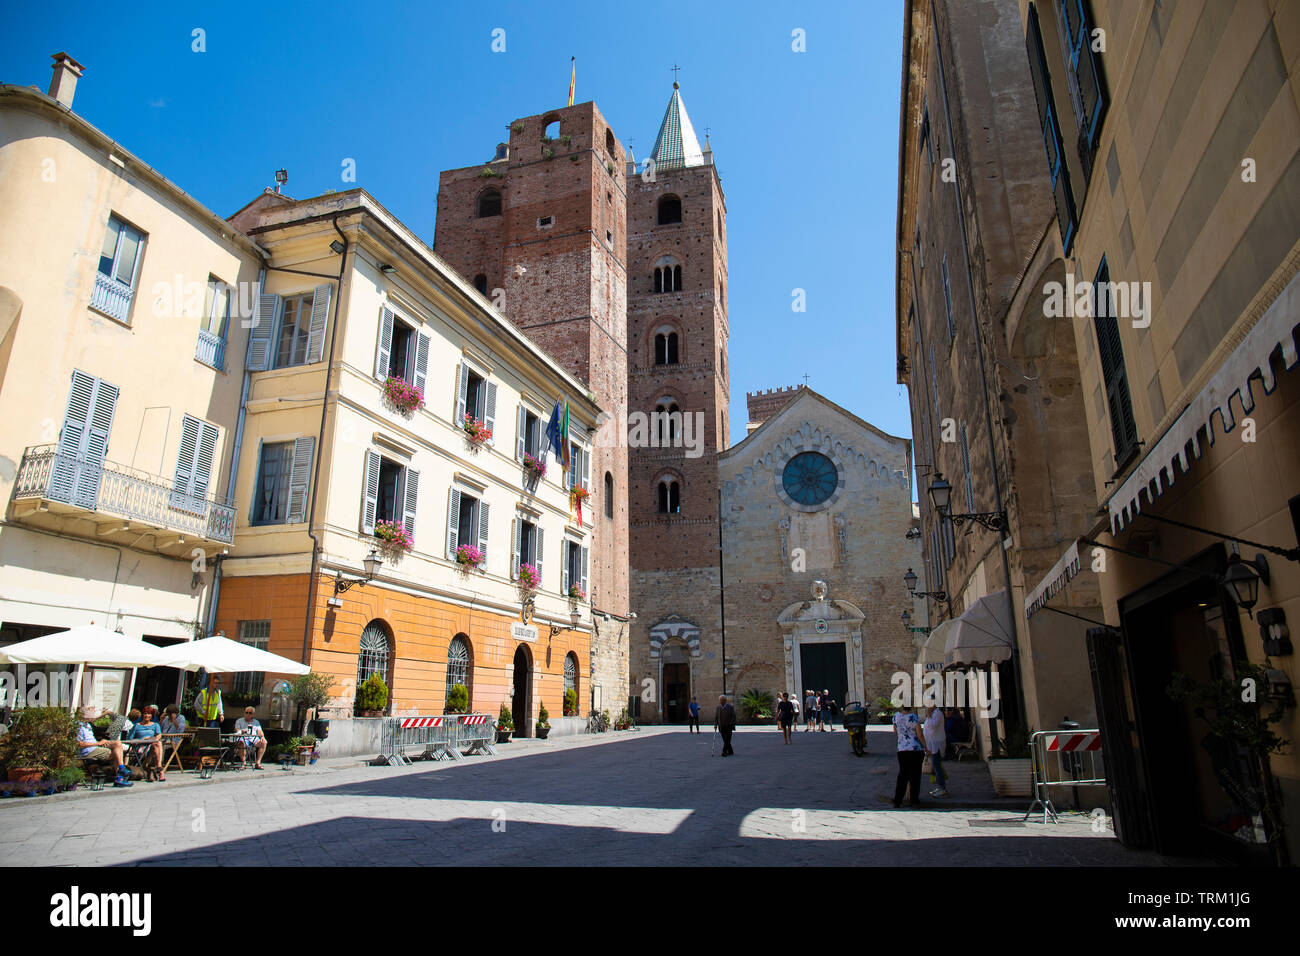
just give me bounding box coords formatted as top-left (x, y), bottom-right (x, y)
top-left (547, 606), bottom-right (584, 639)
top-left (903, 567), bottom-right (947, 602)
top-left (927, 473), bottom-right (953, 515)
top-left (1223, 553), bottom-right (1270, 618)
top-left (928, 472), bottom-right (1008, 533)
top-left (332, 548), bottom-right (383, 598)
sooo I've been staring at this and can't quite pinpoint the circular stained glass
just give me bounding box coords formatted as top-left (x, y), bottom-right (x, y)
top-left (781, 452), bottom-right (838, 507)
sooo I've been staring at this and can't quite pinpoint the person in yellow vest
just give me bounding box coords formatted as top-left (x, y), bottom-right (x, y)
top-left (195, 674), bottom-right (224, 729)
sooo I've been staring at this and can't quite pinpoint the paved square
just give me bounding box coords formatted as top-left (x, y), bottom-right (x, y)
top-left (0, 726), bottom-right (1195, 866)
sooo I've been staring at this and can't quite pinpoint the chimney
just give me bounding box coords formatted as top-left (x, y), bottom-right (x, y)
top-left (48, 52), bottom-right (85, 109)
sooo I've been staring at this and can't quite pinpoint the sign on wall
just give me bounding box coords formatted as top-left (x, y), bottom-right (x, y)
top-left (511, 623), bottom-right (537, 643)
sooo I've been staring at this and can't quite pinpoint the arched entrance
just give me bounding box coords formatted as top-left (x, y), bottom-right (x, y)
top-left (511, 644), bottom-right (532, 738)
top-left (661, 642), bottom-right (691, 723)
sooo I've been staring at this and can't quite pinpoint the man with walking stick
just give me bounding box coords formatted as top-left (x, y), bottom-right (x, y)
top-left (714, 694), bottom-right (736, 757)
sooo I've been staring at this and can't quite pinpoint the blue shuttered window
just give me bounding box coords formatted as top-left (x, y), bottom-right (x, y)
top-left (1026, 3), bottom-right (1079, 253)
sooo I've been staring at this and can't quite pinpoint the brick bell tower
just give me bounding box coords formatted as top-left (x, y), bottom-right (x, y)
top-left (435, 101), bottom-right (630, 709)
top-left (625, 83), bottom-right (730, 723)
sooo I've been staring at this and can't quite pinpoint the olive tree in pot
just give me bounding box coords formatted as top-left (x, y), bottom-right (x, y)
top-left (290, 672), bottom-right (333, 738)
top-left (496, 703), bottom-right (514, 743)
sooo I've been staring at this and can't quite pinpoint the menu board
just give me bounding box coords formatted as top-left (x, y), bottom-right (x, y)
top-left (86, 668), bottom-right (127, 713)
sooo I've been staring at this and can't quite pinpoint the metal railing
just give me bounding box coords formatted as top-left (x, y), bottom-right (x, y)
top-left (11, 444), bottom-right (236, 544)
top-left (378, 713), bottom-right (497, 766)
top-left (90, 272), bottom-right (134, 323)
top-left (1024, 729), bottom-right (1107, 824)
top-left (195, 329), bottom-right (227, 370)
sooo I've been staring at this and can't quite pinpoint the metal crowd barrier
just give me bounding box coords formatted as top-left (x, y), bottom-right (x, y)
top-left (378, 714), bottom-right (497, 766)
top-left (1024, 729), bottom-right (1107, 824)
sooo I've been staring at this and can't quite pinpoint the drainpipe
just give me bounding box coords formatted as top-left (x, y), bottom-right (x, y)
top-left (204, 267), bottom-right (263, 638)
top-left (929, 0), bottom-right (1028, 733)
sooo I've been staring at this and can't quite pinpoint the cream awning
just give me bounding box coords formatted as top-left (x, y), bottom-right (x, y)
top-left (919, 619), bottom-right (956, 668)
top-left (944, 591), bottom-right (1015, 667)
top-left (1107, 273), bottom-right (1300, 534)
top-left (1024, 539), bottom-right (1084, 619)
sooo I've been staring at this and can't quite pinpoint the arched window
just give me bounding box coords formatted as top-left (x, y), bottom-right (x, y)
top-left (654, 332), bottom-right (679, 366)
top-left (473, 274), bottom-right (488, 294)
top-left (476, 189), bottom-right (502, 218)
top-left (657, 478), bottom-right (681, 514)
top-left (605, 129), bottom-right (616, 157)
top-left (564, 651), bottom-right (579, 706)
top-left (604, 471), bottom-right (614, 518)
top-left (657, 196), bottom-right (682, 225)
top-left (357, 621), bottom-right (392, 709)
top-left (653, 264), bottom-right (683, 293)
top-left (654, 400), bottom-right (680, 445)
top-left (446, 635), bottom-right (472, 704)
top-left (543, 118), bottom-right (560, 140)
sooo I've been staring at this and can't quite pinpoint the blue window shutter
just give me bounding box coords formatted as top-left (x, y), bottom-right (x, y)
top-left (193, 422), bottom-right (219, 502)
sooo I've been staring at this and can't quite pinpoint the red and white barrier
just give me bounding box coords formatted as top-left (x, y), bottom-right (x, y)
top-left (1046, 732), bottom-right (1101, 752)
top-left (461, 714), bottom-right (489, 725)
top-left (398, 717), bottom-right (443, 729)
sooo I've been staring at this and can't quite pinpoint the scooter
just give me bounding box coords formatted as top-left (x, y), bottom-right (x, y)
top-left (843, 701), bottom-right (868, 756)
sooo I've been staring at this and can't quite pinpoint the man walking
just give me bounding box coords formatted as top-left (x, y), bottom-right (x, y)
top-left (687, 696), bottom-right (701, 734)
top-left (714, 694), bottom-right (736, 756)
top-left (804, 690), bottom-right (817, 732)
top-left (923, 704), bottom-right (948, 797)
top-left (820, 689), bottom-right (835, 732)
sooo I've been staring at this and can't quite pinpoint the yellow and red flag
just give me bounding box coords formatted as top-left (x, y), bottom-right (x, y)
top-left (568, 57), bottom-right (575, 106)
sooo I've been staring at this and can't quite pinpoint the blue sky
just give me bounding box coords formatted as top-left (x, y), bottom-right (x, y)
top-left (4, 0), bottom-right (909, 464)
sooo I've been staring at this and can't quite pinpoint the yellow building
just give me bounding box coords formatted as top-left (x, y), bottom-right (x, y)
top-left (217, 189), bottom-right (604, 743)
top-left (0, 60), bottom-right (261, 707)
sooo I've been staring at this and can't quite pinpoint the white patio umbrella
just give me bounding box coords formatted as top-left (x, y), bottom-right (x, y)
top-left (943, 591), bottom-right (1015, 668)
top-left (155, 636), bottom-right (310, 675)
top-left (0, 625), bottom-right (176, 712)
top-left (919, 619), bottom-right (955, 670)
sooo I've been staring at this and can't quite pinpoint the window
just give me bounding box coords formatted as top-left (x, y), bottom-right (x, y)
top-left (245, 285), bottom-right (331, 372)
top-left (1026, 3), bottom-right (1079, 253)
top-left (231, 620), bottom-right (270, 697)
top-left (960, 425), bottom-right (974, 513)
top-left (914, 228), bottom-right (923, 271)
top-left (604, 472), bottom-right (614, 519)
top-left (605, 128), bottom-right (616, 157)
top-left (941, 255), bottom-right (955, 341)
top-left (562, 538), bottom-right (589, 598)
top-left (516, 406), bottom-right (542, 461)
top-left (1055, 0), bottom-right (1107, 180)
top-left (512, 515), bottom-right (544, 582)
top-left (361, 449), bottom-right (418, 542)
top-left (543, 119), bottom-right (560, 140)
top-left (455, 363), bottom-right (498, 434)
top-left (476, 189), bottom-right (502, 218)
top-left (251, 437), bottom-right (314, 525)
top-left (564, 652), bottom-right (578, 700)
top-left (654, 264), bottom-right (682, 293)
top-left (196, 277), bottom-right (230, 368)
top-left (657, 478), bottom-right (681, 514)
top-left (473, 274), bottom-right (488, 294)
top-left (567, 441), bottom-right (590, 495)
top-left (357, 621), bottom-right (391, 699)
top-left (374, 307), bottom-right (428, 390)
top-left (537, 216), bottom-right (553, 228)
top-left (657, 196), bottom-right (681, 225)
top-left (1093, 257), bottom-right (1139, 466)
top-left (654, 401), bottom-right (681, 446)
top-left (92, 215), bottom-right (145, 322)
top-left (654, 331), bottom-right (679, 365)
top-left (920, 104), bottom-right (934, 169)
top-left (446, 487), bottom-right (489, 564)
top-left (446, 636), bottom-right (471, 703)
top-left (49, 369), bottom-right (119, 510)
top-left (170, 414), bottom-right (219, 515)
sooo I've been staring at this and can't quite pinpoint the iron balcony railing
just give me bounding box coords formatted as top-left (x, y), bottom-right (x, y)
top-left (89, 272), bottom-right (134, 324)
top-left (11, 444), bottom-right (235, 544)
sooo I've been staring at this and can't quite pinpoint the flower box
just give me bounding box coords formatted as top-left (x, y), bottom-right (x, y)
top-left (383, 376), bottom-right (425, 416)
top-left (567, 584), bottom-right (586, 602)
top-left (523, 453), bottom-right (547, 481)
top-left (462, 416), bottom-right (492, 446)
top-left (375, 520), bottom-right (413, 556)
top-left (455, 544), bottom-right (485, 572)
top-left (516, 562), bottom-right (540, 593)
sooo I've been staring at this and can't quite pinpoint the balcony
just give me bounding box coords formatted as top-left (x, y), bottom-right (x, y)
top-left (89, 272), bottom-right (134, 324)
top-left (9, 444), bottom-right (235, 554)
top-left (195, 329), bottom-right (227, 370)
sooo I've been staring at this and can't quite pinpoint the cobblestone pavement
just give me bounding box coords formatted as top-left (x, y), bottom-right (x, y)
top-left (0, 726), bottom-right (1204, 866)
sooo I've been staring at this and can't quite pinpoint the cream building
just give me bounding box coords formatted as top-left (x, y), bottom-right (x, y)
top-left (0, 61), bottom-right (261, 708)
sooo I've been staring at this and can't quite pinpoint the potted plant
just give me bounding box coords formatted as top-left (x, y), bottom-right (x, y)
top-left (455, 544), bottom-right (485, 573)
top-left (563, 688), bottom-right (578, 717)
top-left (569, 485), bottom-right (590, 527)
top-left (988, 723), bottom-right (1035, 797)
top-left (523, 452), bottom-right (547, 483)
top-left (462, 415), bottom-right (493, 446)
top-left (290, 672), bottom-right (333, 738)
top-left (496, 703), bottom-right (514, 743)
top-left (613, 707), bottom-right (632, 731)
top-left (383, 375), bottom-right (426, 416)
top-left (0, 706), bottom-right (79, 782)
top-left (567, 583), bottom-right (586, 603)
top-left (53, 766), bottom-right (85, 792)
top-left (356, 674), bottom-right (389, 717)
top-left (536, 704), bottom-right (551, 740)
top-left (873, 696), bottom-right (899, 724)
top-left (445, 683), bottom-right (469, 715)
top-left (516, 562), bottom-right (540, 595)
top-left (296, 733), bottom-right (317, 765)
top-left (374, 519), bottom-right (413, 558)
top-left (738, 689), bottom-right (775, 724)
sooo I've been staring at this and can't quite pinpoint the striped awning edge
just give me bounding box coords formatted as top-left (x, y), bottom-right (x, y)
top-left (1024, 539), bottom-right (1083, 619)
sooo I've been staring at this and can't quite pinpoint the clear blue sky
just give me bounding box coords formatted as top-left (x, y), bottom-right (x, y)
top-left (3, 0), bottom-right (910, 463)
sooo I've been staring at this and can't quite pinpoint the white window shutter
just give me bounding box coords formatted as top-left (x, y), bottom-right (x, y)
top-left (246, 293), bottom-right (280, 371)
top-left (306, 284), bottom-right (331, 363)
top-left (534, 525), bottom-right (544, 585)
top-left (581, 445), bottom-right (590, 492)
top-left (375, 307), bottom-right (394, 380)
top-left (511, 517), bottom-right (520, 579)
top-left (413, 331), bottom-right (430, 392)
top-left (516, 405), bottom-right (526, 460)
top-left (580, 545), bottom-right (589, 596)
top-left (173, 415), bottom-right (199, 496)
top-left (477, 500), bottom-right (490, 563)
top-left (287, 436), bottom-right (314, 523)
top-left (455, 363), bottom-right (467, 424)
top-left (561, 541), bottom-right (570, 594)
top-left (50, 371), bottom-right (96, 503)
top-left (361, 449), bottom-right (380, 534)
top-left (401, 467), bottom-right (419, 542)
top-left (484, 381), bottom-right (498, 437)
top-left (446, 488), bottom-right (461, 558)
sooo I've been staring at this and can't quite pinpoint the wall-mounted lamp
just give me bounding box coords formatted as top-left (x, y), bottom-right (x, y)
top-left (1223, 552), bottom-right (1270, 618)
top-left (329, 239), bottom-right (346, 255)
top-left (903, 566), bottom-right (947, 602)
top-left (548, 607), bottom-right (584, 639)
top-left (333, 549), bottom-right (383, 598)
top-left (928, 472), bottom-right (1008, 533)
top-left (379, 263), bottom-right (396, 274)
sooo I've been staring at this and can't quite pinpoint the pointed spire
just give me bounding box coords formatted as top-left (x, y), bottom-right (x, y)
top-left (651, 82), bottom-right (705, 171)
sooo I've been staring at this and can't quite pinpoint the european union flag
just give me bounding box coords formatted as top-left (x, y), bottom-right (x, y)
top-left (545, 399), bottom-right (563, 460)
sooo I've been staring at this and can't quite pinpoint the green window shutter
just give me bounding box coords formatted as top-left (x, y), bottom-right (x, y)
top-left (306, 284), bottom-right (331, 364)
top-left (375, 307), bottom-right (394, 380)
top-left (287, 436), bottom-right (315, 523)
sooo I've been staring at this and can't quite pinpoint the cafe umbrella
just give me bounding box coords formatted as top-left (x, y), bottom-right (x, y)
top-left (0, 625), bottom-right (176, 712)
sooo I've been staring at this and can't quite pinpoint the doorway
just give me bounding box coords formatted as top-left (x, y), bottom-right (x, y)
top-left (664, 665), bottom-right (690, 722)
top-left (799, 641), bottom-right (849, 716)
top-left (512, 645), bottom-right (532, 738)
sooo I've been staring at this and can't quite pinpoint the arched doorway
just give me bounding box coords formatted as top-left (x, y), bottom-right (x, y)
top-left (511, 644), bottom-right (532, 738)
top-left (661, 642), bottom-right (691, 723)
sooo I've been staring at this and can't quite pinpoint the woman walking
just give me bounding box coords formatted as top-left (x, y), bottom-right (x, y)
top-left (776, 692), bottom-right (796, 744)
top-left (923, 704), bottom-right (948, 797)
top-left (893, 703), bottom-right (925, 807)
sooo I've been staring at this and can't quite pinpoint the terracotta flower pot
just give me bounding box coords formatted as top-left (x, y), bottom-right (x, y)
top-left (7, 767), bottom-right (42, 784)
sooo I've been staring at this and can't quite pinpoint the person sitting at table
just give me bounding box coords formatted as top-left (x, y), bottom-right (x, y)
top-left (945, 708), bottom-right (971, 757)
top-left (76, 706), bottom-right (130, 787)
top-left (127, 707), bottom-right (166, 780)
top-left (160, 704), bottom-right (187, 735)
top-left (233, 707), bottom-right (267, 769)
